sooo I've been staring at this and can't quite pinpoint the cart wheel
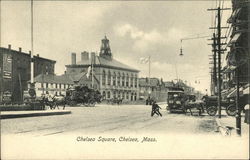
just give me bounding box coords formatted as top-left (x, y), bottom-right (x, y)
top-left (226, 105), bottom-right (237, 116)
top-left (207, 106), bottom-right (217, 116)
top-left (89, 101), bottom-right (96, 107)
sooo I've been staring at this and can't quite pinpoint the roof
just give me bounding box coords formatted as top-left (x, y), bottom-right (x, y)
top-left (33, 74), bottom-right (74, 84)
top-left (0, 47), bottom-right (56, 63)
top-left (33, 72), bottom-right (99, 85)
top-left (139, 78), bottom-right (160, 87)
top-left (164, 81), bottom-right (175, 88)
top-left (71, 55), bottom-right (139, 72)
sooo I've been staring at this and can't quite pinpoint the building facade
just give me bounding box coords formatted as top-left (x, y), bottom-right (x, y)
top-left (0, 45), bottom-right (56, 103)
top-left (32, 72), bottom-right (99, 97)
top-left (65, 36), bottom-right (140, 101)
top-left (222, 0), bottom-right (249, 100)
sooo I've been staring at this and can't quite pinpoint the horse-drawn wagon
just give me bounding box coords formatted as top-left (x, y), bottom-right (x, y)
top-left (65, 85), bottom-right (102, 107)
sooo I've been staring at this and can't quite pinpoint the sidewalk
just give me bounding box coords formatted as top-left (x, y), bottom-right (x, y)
top-left (0, 110), bottom-right (71, 119)
top-left (215, 111), bottom-right (249, 138)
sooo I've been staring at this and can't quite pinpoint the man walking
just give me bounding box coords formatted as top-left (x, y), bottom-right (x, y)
top-left (151, 101), bottom-right (162, 117)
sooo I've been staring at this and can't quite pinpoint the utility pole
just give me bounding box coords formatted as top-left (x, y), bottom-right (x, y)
top-left (217, 7), bottom-right (222, 119)
top-left (208, 7), bottom-right (230, 119)
top-left (212, 33), bottom-right (217, 96)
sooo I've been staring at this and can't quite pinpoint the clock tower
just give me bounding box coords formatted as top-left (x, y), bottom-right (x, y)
top-left (99, 35), bottom-right (112, 60)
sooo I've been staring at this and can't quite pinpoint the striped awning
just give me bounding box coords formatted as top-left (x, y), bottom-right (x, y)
top-left (228, 33), bottom-right (242, 47)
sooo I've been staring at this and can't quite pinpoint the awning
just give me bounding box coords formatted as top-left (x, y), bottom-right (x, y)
top-left (223, 65), bottom-right (236, 73)
top-left (227, 8), bottom-right (241, 23)
top-left (243, 85), bottom-right (249, 95)
top-left (227, 87), bottom-right (245, 98)
top-left (228, 33), bottom-right (242, 46)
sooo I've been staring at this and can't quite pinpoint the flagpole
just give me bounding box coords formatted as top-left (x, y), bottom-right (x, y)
top-left (31, 0), bottom-right (34, 84)
top-left (149, 55), bottom-right (151, 95)
top-left (91, 54), bottom-right (94, 89)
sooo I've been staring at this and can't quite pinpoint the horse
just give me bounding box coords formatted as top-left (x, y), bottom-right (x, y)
top-left (184, 100), bottom-right (204, 116)
top-left (52, 95), bottom-right (66, 110)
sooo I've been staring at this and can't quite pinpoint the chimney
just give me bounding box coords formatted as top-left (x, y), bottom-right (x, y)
top-left (81, 51), bottom-right (89, 61)
top-left (8, 44), bottom-right (11, 50)
top-left (37, 54), bottom-right (39, 57)
top-left (71, 52), bottom-right (76, 65)
top-left (90, 52), bottom-right (96, 64)
top-left (19, 47), bottom-right (22, 52)
top-left (29, 51), bottom-right (31, 55)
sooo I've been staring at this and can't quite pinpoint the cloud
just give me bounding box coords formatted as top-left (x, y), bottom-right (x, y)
top-left (114, 23), bottom-right (188, 53)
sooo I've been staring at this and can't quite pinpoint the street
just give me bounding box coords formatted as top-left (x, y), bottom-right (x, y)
top-left (1, 104), bottom-right (217, 136)
top-left (1, 104), bottom-right (249, 159)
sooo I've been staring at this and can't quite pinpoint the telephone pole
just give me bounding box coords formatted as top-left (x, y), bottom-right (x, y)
top-left (208, 7), bottom-right (230, 119)
top-left (213, 33), bottom-right (217, 95)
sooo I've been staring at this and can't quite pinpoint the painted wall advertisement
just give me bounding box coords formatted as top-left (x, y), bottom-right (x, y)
top-left (3, 53), bottom-right (12, 79)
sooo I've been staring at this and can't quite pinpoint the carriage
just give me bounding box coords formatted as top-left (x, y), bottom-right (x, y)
top-left (65, 85), bottom-right (102, 107)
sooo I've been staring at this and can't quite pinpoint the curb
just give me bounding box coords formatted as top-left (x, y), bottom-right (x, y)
top-left (0, 110), bottom-right (71, 119)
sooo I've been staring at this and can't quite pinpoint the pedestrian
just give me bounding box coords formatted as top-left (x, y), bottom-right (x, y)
top-left (151, 101), bottom-right (162, 117)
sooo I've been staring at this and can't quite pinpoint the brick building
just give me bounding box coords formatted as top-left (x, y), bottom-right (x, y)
top-left (0, 45), bottom-right (56, 102)
top-left (65, 36), bottom-right (140, 101)
top-left (222, 0), bottom-right (249, 99)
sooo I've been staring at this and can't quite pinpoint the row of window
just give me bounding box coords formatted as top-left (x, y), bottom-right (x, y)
top-left (102, 91), bottom-right (137, 100)
top-left (40, 83), bottom-right (72, 89)
top-left (102, 71), bottom-right (138, 87)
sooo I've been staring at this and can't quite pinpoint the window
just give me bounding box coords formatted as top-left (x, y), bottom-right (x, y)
top-left (50, 83), bottom-right (53, 88)
top-left (126, 92), bottom-right (129, 99)
top-left (102, 70), bottom-right (106, 85)
top-left (135, 77), bottom-right (137, 88)
top-left (107, 91), bottom-right (111, 99)
top-left (126, 74), bottom-right (129, 87)
top-left (46, 83), bottom-right (48, 88)
top-left (102, 91), bottom-right (106, 99)
top-left (59, 84), bottom-right (61, 89)
top-left (55, 84), bottom-right (58, 88)
top-left (64, 84), bottom-right (66, 89)
top-left (41, 83), bottom-right (44, 88)
top-left (122, 73), bottom-right (125, 86)
top-left (117, 72), bottom-right (121, 86)
top-left (108, 71), bottom-right (111, 85)
top-left (113, 72), bottom-right (116, 86)
top-left (130, 77), bottom-right (133, 87)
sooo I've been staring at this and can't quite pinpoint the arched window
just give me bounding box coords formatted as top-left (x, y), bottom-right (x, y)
top-left (107, 91), bottom-right (111, 99)
top-left (108, 71), bottom-right (111, 85)
top-left (131, 92), bottom-right (133, 101)
top-left (126, 73), bottom-right (129, 87)
top-left (102, 91), bottom-right (106, 99)
top-left (113, 72), bottom-right (116, 86)
top-left (122, 73), bottom-right (125, 86)
top-left (134, 92), bottom-right (137, 101)
top-left (102, 70), bottom-right (106, 85)
top-left (117, 72), bottom-right (121, 86)
top-left (122, 92), bottom-right (125, 99)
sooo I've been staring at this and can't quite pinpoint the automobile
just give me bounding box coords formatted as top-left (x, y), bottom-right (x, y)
top-left (202, 95), bottom-right (237, 116)
top-left (167, 90), bottom-right (185, 113)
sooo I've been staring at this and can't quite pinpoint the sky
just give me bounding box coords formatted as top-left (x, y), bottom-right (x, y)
top-left (0, 0), bottom-right (232, 94)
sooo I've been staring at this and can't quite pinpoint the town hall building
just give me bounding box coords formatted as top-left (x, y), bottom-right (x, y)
top-left (65, 36), bottom-right (140, 101)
